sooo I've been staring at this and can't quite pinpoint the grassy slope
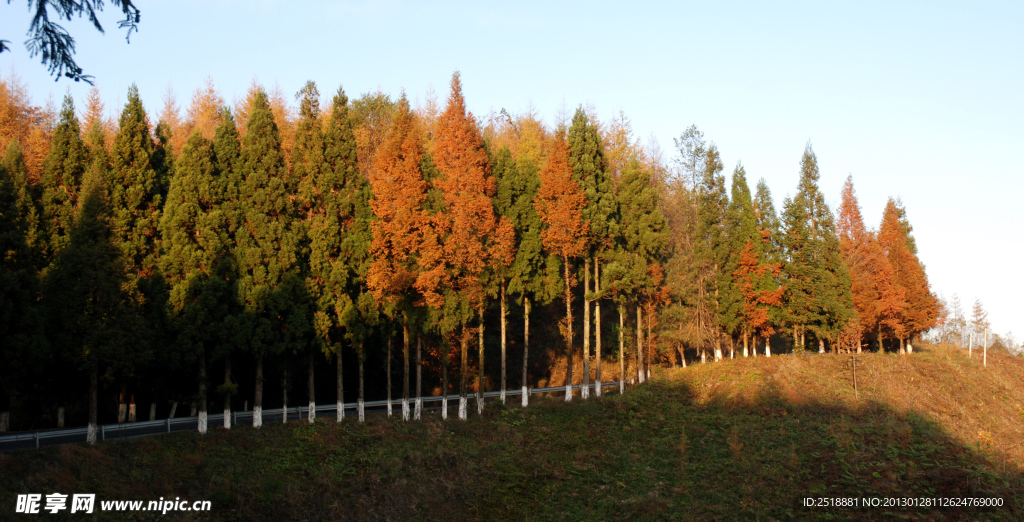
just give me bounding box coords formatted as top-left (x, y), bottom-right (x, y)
top-left (2, 343), bottom-right (1022, 521)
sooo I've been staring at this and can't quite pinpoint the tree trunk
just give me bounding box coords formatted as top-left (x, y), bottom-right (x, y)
top-left (501, 283), bottom-right (507, 404)
top-left (357, 343), bottom-right (365, 423)
top-left (307, 351), bottom-right (315, 423)
top-left (169, 401), bottom-right (178, 419)
top-left (637, 304), bottom-right (644, 383)
top-left (198, 351), bottom-right (208, 433)
top-left (583, 256), bottom-right (591, 400)
top-left (387, 333), bottom-right (392, 418)
top-left (415, 335), bottom-right (422, 420)
top-left (818, 338), bottom-right (825, 354)
top-left (743, 332), bottom-right (749, 357)
top-left (87, 362), bottom-right (99, 444)
top-left (522, 296), bottom-right (530, 407)
top-left (224, 357), bottom-right (232, 429)
top-left (342, 345), bottom-right (350, 423)
top-left (148, 403), bottom-right (155, 422)
top-left (563, 259), bottom-right (574, 402)
top-left (595, 258), bottom-right (602, 397)
top-left (714, 331), bottom-right (723, 361)
top-left (619, 303), bottom-right (625, 393)
top-left (766, 335), bottom-right (772, 357)
top-left (647, 305), bottom-right (653, 381)
top-left (729, 335), bottom-right (735, 359)
top-left (282, 369), bottom-right (288, 424)
top-left (459, 332), bottom-right (468, 420)
top-left (442, 349), bottom-right (449, 420)
top-left (253, 355), bottom-right (263, 428)
top-left (477, 309), bottom-right (485, 416)
top-left (403, 316), bottom-right (410, 421)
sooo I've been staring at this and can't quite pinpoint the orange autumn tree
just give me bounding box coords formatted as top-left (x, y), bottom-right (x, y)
top-left (732, 241), bottom-right (785, 354)
top-left (428, 72), bottom-right (514, 419)
top-left (367, 96), bottom-right (428, 421)
top-left (837, 175), bottom-right (903, 352)
top-left (878, 199), bottom-right (938, 353)
top-left (534, 127), bottom-right (588, 401)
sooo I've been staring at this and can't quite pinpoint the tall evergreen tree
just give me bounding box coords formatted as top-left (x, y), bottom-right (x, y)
top-left (781, 144), bottom-right (854, 352)
top-left (159, 130), bottom-right (233, 433)
top-left (535, 128), bottom-right (588, 401)
top-left (879, 199), bottom-right (937, 352)
top-left (43, 162), bottom-right (145, 444)
top-left (233, 88), bottom-right (306, 427)
top-left (568, 107), bottom-right (617, 398)
top-left (722, 163), bottom-right (759, 356)
top-left (493, 146), bottom-right (560, 406)
top-left (40, 94), bottom-right (87, 259)
top-left (752, 178), bottom-right (785, 355)
top-left (3, 140), bottom-right (41, 266)
top-left (695, 145), bottom-right (728, 361)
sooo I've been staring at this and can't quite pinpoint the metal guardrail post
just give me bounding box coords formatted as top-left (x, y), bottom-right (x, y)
top-left (101, 425), bottom-right (105, 441)
top-left (167, 418), bottom-right (171, 433)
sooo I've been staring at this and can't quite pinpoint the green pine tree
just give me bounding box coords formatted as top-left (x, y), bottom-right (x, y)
top-left (159, 130), bottom-right (233, 433)
top-left (721, 163), bottom-right (759, 355)
top-left (695, 144), bottom-right (728, 361)
top-left (43, 161), bottom-right (146, 444)
top-left (782, 144), bottom-right (854, 352)
top-left (40, 94), bottom-right (88, 259)
top-left (233, 87), bottom-right (307, 427)
top-left (568, 107), bottom-right (617, 397)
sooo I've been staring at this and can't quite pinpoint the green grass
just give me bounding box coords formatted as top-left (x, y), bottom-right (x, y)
top-left (2, 344), bottom-right (1023, 520)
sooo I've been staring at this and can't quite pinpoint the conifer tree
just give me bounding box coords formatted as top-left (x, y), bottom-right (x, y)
top-left (837, 176), bottom-right (901, 352)
top-left (752, 179), bottom-right (784, 355)
top-left (493, 146), bottom-right (560, 405)
top-left (535, 128), bottom-right (587, 401)
top-left (0, 142), bottom-right (43, 433)
top-left (159, 131), bottom-right (232, 433)
top-left (367, 96), bottom-right (429, 421)
top-left (110, 84), bottom-right (163, 278)
top-left (879, 199), bottom-right (937, 352)
top-left (40, 94), bottom-right (87, 258)
top-left (696, 145), bottom-right (728, 361)
top-left (722, 164), bottom-right (759, 356)
top-left (43, 161), bottom-right (145, 444)
top-left (3, 140), bottom-right (41, 266)
top-left (568, 107), bottom-right (617, 398)
top-left (234, 88), bottom-right (306, 427)
top-left (614, 156), bottom-right (667, 379)
top-left (429, 72), bottom-right (513, 417)
top-left (781, 144), bottom-right (854, 352)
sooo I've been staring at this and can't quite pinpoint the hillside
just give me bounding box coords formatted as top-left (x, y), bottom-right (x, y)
top-left (2, 343), bottom-right (1022, 520)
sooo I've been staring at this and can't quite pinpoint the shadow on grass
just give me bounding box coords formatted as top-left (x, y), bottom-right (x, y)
top-left (1, 374), bottom-right (1021, 521)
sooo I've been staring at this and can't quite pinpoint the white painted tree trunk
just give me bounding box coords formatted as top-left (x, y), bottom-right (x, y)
top-left (199, 351), bottom-right (208, 432)
top-left (403, 399), bottom-right (410, 421)
top-left (459, 397), bottom-right (467, 420)
top-left (224, 357), bottom-right (232, 429)
top-left (765, 336), bottom-right (772, 358)
top-left (521, 386), bottom-right (528, 407)
top-left (619, 303), bottom-right (625, 395)
top-left (357, 400), bottom-right (364, 423)
top-left (595, 259), bottom-right (602, 397)
top-left (415, 336), bottom-right (422, 421)
top-left (342, 348), bottom-right (350, 421)
top-left (308, 352), bottom-right (315, 423)
top-left (223, 407), bottom-right (231, 429)
top-left (282, 370), bottom-right (288, 425)
top-left (387, 334), bottom-right (393, 418)
top-left (403, 318), bottom-right (410, 421)
top-left (87, 422), bottom-right (96, 444)
top-left (819, 339), bottom-right (825, 354)
top-left (582, 257), bottom-right (590, 400)
top-left (478, 313), bottom-right (485, 415)
top-left (253, 356), bottom-right (263, 428)
top-left (522, 297), bottom-right (530, 407)
top-left (637, 305), bottom-right (645, 383)
top-left (358, 345), bottom-right (365, 424)
top-left (563, 260), bottom-right (574, 402)
top-left (198, 411), bottom-right (208, 434)
top-left (564, 383), bottom-right (573, 402)
top-left (743, 334), bottom-right (749, 357)
top-left (442, 396), bottom-right (448, 420)
top-left (501, 285), bottom-right (506, 404)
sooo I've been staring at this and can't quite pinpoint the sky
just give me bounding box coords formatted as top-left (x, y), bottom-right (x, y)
top-left (2, 0), bottom-right (1022, 340)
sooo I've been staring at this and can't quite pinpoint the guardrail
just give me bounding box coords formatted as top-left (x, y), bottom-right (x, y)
top-left (0, 381), bottom-right (627, 451)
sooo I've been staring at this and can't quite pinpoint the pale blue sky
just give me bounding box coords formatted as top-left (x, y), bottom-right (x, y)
top-left (3, 1), bottom-right (1022, 340)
